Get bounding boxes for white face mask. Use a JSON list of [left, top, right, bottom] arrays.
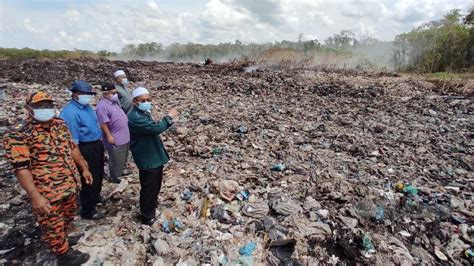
[[138, 102, 152, 112], [77, 95, 92, 105], [121, 78, 129, 85], [110, 93, 119, 102], [33, 108, 55, 122]]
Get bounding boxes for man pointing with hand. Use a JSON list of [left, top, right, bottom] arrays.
[[3, 91, 92, 265], [128, 87, 178, 225]]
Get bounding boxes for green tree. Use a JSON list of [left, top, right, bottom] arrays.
[[324, 30, 358, 50], [393, 9, 470, 72], [464, 7, 474, 67]]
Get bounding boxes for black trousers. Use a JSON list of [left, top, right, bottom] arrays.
[[139, 166, 164, 220], [78, 140, 104, 216]]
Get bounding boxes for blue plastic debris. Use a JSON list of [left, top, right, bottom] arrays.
[[162, 220, 171, 233], [212, 147, 224, 155], [239, 242, 257, 256], [173, 218, 185, 232], [271, 163, 285, 171], [403, 185, 418, 195], [375, 205, 385, 221], [236, 190, 250, 201], [161, 218, 185, 233], [235, 124, 248, 134], [219, 255, 229, 265], [362, 234, 375, 253], [181, 189, 193, 201], [465, 249, 474, 258]]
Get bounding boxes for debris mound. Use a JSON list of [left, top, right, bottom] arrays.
[[0, 59, 472, 265]]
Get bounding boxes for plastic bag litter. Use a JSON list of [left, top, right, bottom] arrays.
[[239, 242, 256, 256], [271, 199, 303, 216], [242, 202, 269, 218]]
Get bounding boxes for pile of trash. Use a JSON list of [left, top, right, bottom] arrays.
[[0, 59, 472, 265]]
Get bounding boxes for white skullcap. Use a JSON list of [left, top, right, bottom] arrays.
[[114, 70, 126, 78], [132, 87, 149, 98]]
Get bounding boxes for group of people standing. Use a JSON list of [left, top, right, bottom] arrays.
[[3, 70, 178, 265]]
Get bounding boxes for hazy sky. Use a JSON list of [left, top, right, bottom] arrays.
[[0, 0, 471, 51]]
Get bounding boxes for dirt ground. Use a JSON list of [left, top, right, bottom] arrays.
[[0, 59, 472, 265]]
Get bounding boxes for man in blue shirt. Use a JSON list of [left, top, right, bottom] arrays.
[[60, 80, 105, 220]]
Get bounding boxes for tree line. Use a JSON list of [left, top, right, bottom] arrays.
[[0, 48, 118, 60], [0, 8, 472, 73], [393, 9, 472, 72]]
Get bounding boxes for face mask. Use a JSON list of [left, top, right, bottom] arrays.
[[121, 78, 129, 85], [138, 102, 152, 112], [78, 95, 92, 105], [33, 108, 55, 122], [110, 93, 119, 102]]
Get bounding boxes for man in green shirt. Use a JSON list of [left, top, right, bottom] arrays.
[[127, 87, 179, 225]]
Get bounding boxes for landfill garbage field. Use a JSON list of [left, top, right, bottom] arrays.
[[0, 58, 473, 265]]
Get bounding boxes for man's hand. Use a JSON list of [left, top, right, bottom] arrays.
[[82, 170, 93, 185], [107, 135, 115, 145], [168, 108, 179, 118], [31, 194, 51, 215], [15, 169, 51, 215]]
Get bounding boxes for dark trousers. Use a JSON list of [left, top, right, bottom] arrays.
[[139, 166, 164, 220], [78, 140, 104, 216]]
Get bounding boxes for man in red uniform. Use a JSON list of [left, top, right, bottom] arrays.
[[3, 91, 93, 265]]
